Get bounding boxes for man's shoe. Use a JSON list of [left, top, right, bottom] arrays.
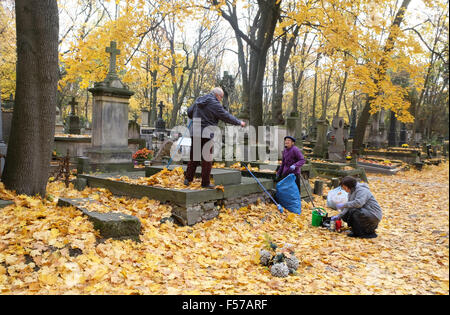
[[201, 184, 215, 189], [184, 179, 191, 186]]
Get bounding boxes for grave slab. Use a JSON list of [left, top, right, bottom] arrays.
[[0, 199, 14, 208], [57, 197, 141, 241]]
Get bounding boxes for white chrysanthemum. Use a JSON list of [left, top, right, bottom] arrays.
[[259, 249, 272, 266], [270, 262, 289, 278], [285, 255, 299, 271]]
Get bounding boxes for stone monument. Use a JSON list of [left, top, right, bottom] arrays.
[[68, 97, 81, 135], [155, 101, 166, 131], [388, 111, 397, 147], [141, 109, 149, 127], [286, 112, 303, 149], [313, 119, 328, 158], [86, 41, 134, 172], [328, 116, 346, 161], [399, 123, 407, 146], [349, 108, 357, 139], [218, 71, 234, 112]]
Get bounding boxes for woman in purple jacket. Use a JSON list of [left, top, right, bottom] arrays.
[[276, 136, 306, 194]]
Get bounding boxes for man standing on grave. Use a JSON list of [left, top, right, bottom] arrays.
[[184, 87, 245, 188], [276, 136, 306, 194]]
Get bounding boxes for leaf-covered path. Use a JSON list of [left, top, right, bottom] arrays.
[[1, 163, 448, 294]]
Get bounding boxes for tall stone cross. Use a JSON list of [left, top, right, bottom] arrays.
[[105, 41, 120, 78], [69, 97, 78, 116]]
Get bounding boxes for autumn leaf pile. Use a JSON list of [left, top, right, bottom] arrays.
[[107, 167, 214, 190], [0, 162, 448, 294]]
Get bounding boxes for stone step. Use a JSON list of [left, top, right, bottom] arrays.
[[57, 197, 141, 241]]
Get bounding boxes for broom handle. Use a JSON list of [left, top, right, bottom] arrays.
[[244, 163, 280, 207], [299, 173, 315, 208]]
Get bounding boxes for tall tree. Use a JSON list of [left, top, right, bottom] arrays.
[[212, 0, 282, 128], [353, 0, 412, 151], [2, 0, 59, 196]]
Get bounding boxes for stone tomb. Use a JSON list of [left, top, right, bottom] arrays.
[[357, 158, 403, 175], [309, 160, 368, 182], [145, 165, 242, 186], [78, 167, 274, 226]]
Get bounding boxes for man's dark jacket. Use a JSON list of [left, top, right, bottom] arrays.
[[187, 93, 241, 138]]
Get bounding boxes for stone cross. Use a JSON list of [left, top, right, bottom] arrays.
[[69, 97, 78, 116], [106, 41, 120, 78], [158, 101, 165, 119]]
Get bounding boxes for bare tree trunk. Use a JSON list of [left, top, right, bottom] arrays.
[[2, 0, 59, 196], [272, 25, 299, 124], [217, 0, 281, 127], [311, 52, 321, 125]]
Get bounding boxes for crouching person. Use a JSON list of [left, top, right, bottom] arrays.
[[331, 176, 382, 238]]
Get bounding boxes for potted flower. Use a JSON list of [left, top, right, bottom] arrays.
[[132, 148, 154, 165]]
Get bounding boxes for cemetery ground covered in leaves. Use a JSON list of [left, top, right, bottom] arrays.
[[0, 163, 448, 295]]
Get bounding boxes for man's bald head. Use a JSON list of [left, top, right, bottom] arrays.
[[211, 87, 224, 101]]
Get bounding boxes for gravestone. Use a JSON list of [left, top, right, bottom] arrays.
[[414, 132, 422, 147], [68, 97, 81, 135], [128, 120, 140, 139], [151, 139, 173, 164], [141, 109, 149, 126], [286, 112, 302, 149], [3, 94, 14, 110], [388, 111, 397, 147], [219, 71, 235, 112], [55, 106, 64, 134], [328, 116, 346, 162], [86, 41, 134, 172], [399, 123, 407, 146], [313, 120, 328, 158], [155, 101, 166, 131], [368, 111, 387, 148]]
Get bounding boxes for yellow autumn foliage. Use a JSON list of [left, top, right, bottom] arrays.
[[0, 162, 448, 294]]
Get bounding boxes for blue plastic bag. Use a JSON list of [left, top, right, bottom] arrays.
[[275, 174, 301, 214]]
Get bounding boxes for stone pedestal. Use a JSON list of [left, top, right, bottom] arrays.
[[87, 80, 134, 172], [68, 115, 81, 135]]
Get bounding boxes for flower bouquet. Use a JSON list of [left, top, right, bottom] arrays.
[[132, 148, 153, 165]]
